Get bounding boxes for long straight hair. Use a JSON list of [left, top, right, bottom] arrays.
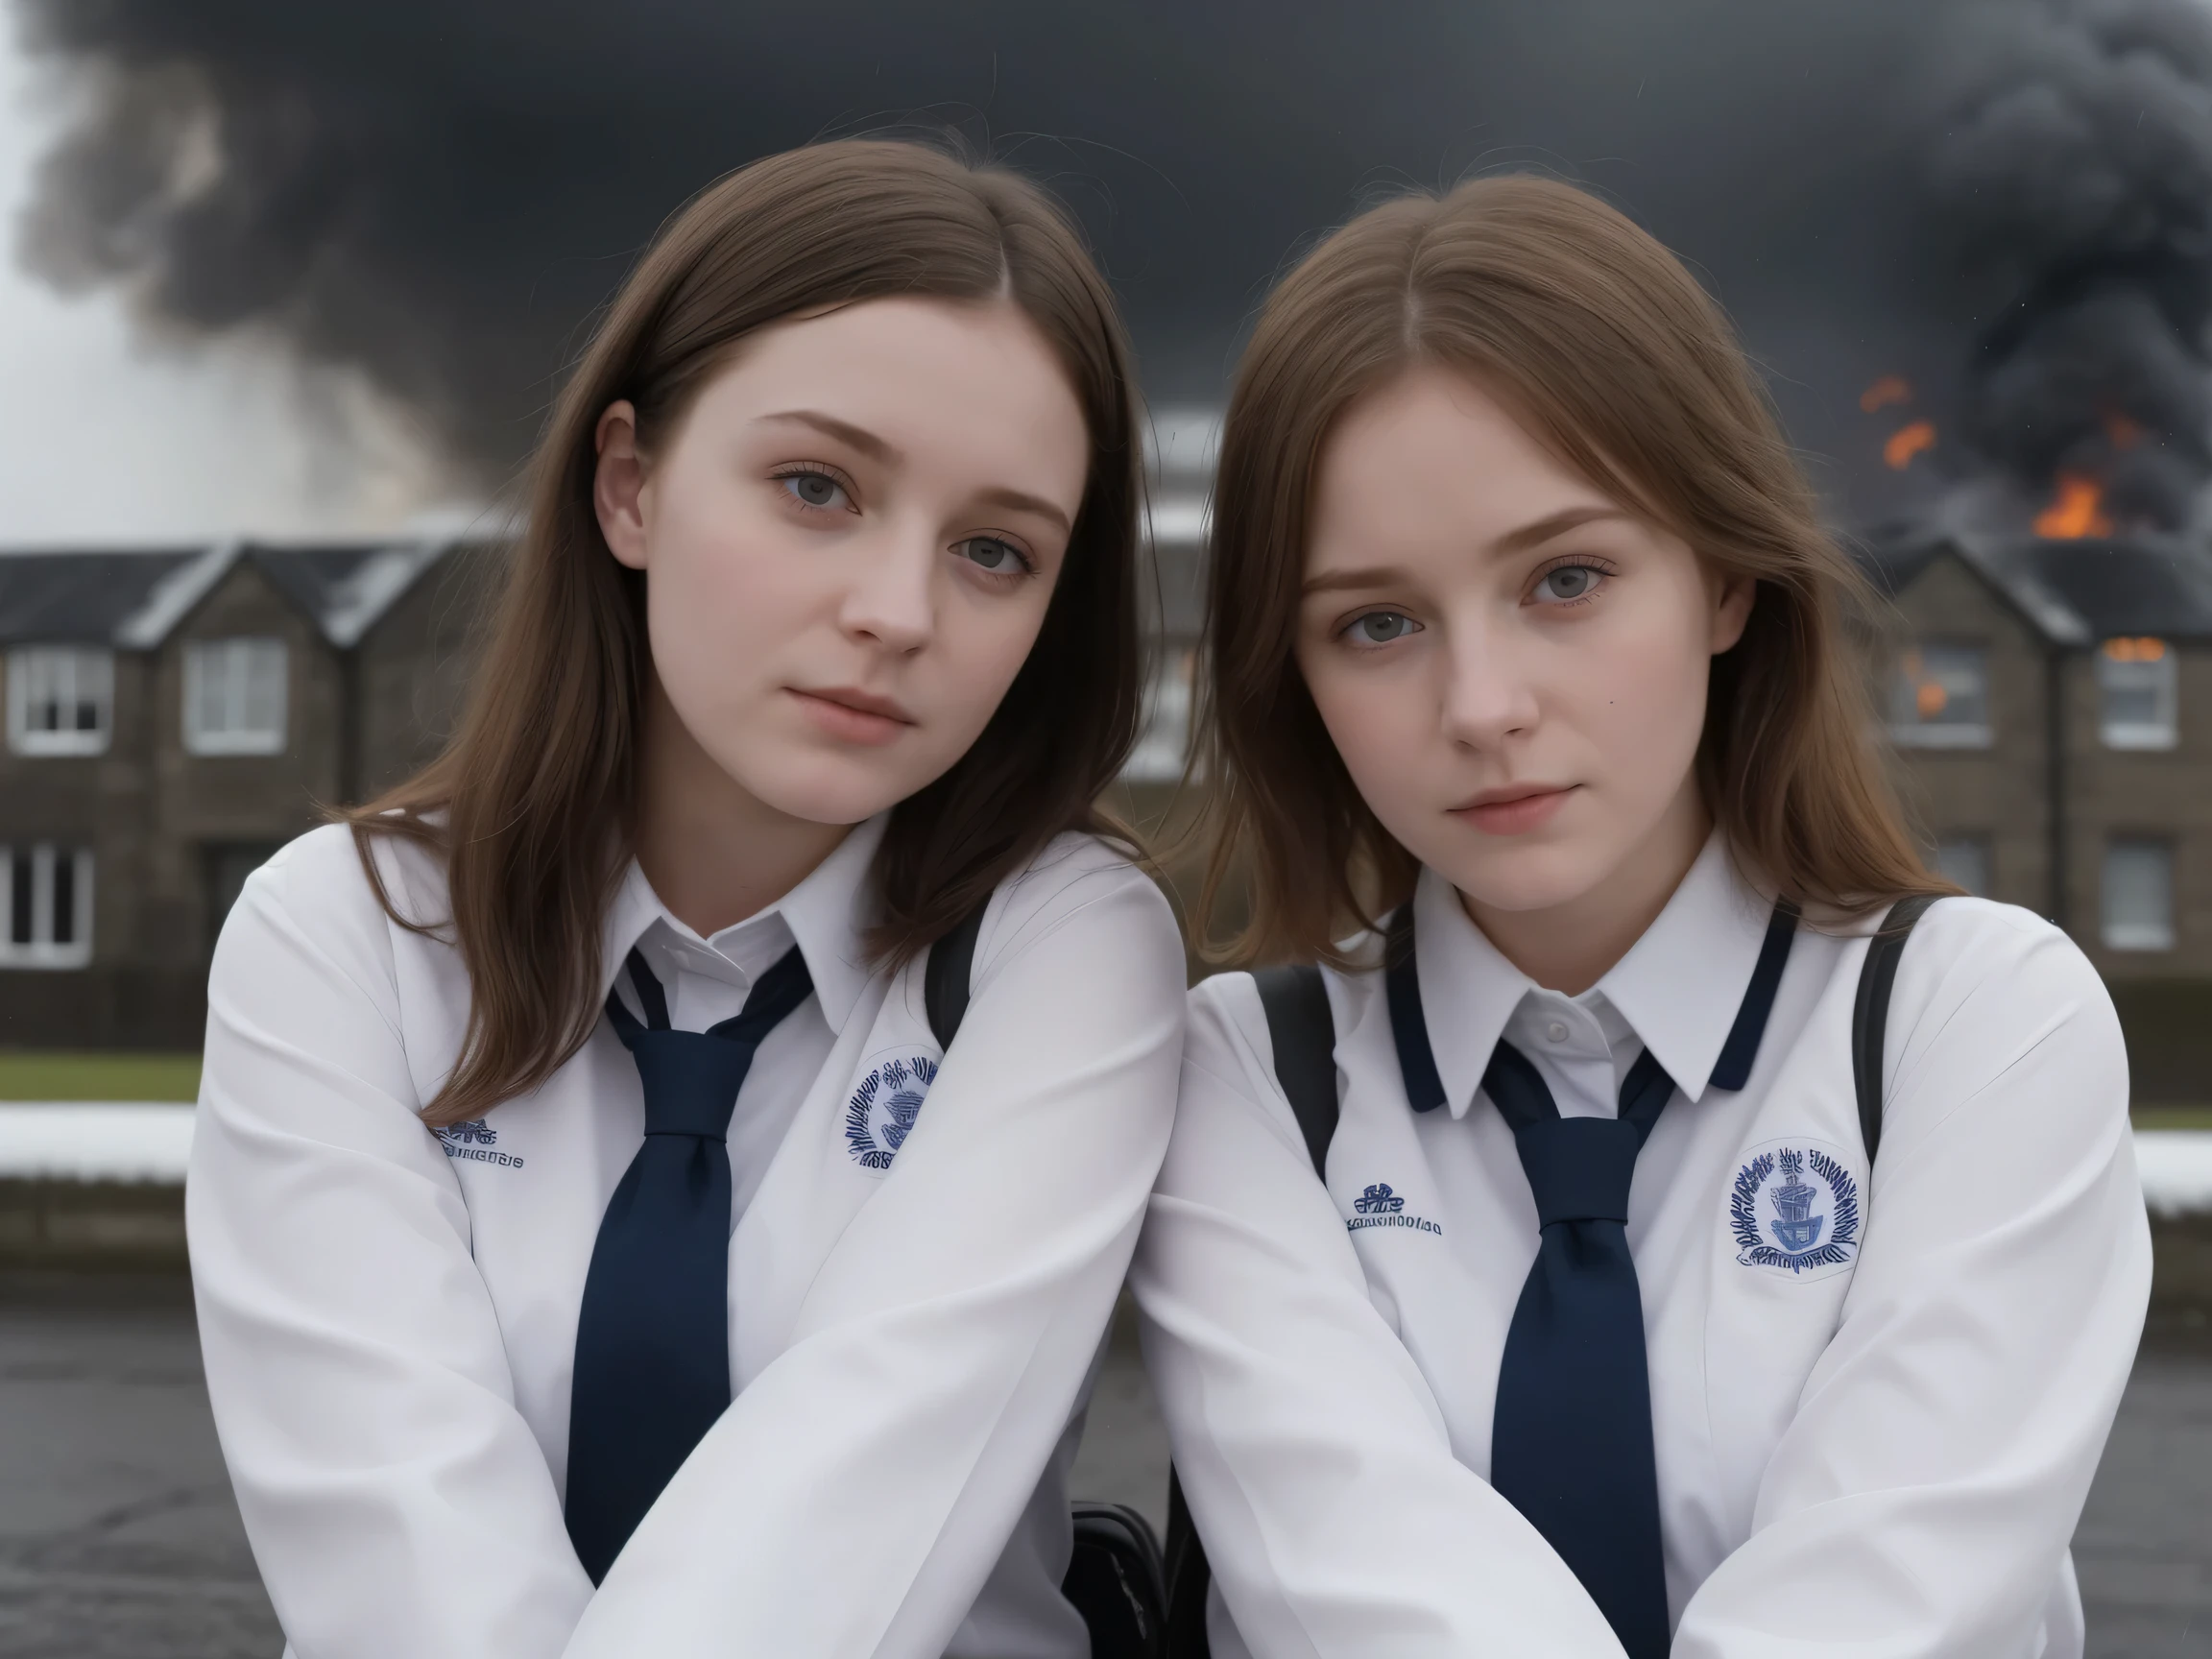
[[351, 140, 1143, 1124], [1200, 175, 1947, 964]]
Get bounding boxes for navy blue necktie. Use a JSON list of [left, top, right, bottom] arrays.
[[1385, 899, 1797, 1659], [564, 942, 815, 1585]]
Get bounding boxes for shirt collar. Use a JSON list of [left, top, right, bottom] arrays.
[[598, 813, 886, 1035], [1410, 830, 1772, 1117], [1592, 831, 1773, 1103]]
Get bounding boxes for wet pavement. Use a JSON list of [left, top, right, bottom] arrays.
[[0, 1278, 2203, 1658]]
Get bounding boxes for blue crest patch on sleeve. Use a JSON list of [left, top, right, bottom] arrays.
[[1728, 1136, 1861, 1279], [845, 1051, 941, 1172]]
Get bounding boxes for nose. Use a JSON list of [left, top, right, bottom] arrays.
[[838, 522, 936, 655], [1438, 610, 1541, 751]]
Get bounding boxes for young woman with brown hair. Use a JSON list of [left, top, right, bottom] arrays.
[[188, 140, 1185, 1658], [1135, 176, 2147, 1658]]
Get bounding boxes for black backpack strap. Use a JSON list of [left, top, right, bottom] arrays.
[[923, 899, 991, 1051], [1251, 964, 1338, 1178], [1163, 965, 1338, 1658], [1064, 1502, 1167, 1659], [1851, 894, 1938, 1167]]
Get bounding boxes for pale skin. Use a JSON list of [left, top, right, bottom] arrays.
[[593, 296, 1091, 937], [1298, 364, 1755, 995]]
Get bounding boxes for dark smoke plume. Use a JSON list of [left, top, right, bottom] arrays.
[[12, 0, 2212, 534], [1927, 0, 2212, 531]]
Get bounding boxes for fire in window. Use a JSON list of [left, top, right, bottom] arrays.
[[2097, 637, 2177, 751], [1890, 643, 1991, 749]]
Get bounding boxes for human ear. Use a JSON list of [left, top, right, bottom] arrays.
[[593, 400, 651, 571], [1709, 568, 1757, 655]]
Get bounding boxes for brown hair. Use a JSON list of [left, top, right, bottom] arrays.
[[351, 139, 1142, 1124], [1200, 174, 1946, 964]]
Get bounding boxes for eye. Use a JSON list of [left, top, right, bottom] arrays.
[[1533, 563, 1606, 604], [777, 469, 853, 512], [1345, 611, 1420, 644], [954, 536, 1033, 576]]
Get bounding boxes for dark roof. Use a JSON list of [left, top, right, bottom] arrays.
[[0, 549, 205, 646], [1859, 524, 2212, 646], [0, 539, 460, 649]]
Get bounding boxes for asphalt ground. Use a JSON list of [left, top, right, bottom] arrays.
[[0, 1278, 2202, 1659]]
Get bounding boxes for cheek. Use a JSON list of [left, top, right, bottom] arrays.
[[1573, 608, 1712, 789], [1300, 643, 1434, 810], [645, 501, 814, 699], [918, 583, 1055, 740]]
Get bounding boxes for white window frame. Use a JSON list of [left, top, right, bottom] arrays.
[[0, 844, 94, 970], [1890, 642, 1993, 749], [7, 645, 114, 757], [2097, 638, 2178, 751], [1123, 645, 1195, 783], [2101, 838, 2176, 953], [182, 637, 289, 757]]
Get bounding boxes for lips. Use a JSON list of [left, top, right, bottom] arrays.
[[788, 685, 916, 746], [1450, 783, 1577, 836]]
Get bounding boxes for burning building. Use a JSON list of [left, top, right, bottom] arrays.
[[1857, 1, 2212, 1094]]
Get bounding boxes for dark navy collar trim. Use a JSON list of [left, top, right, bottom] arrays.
[[1386, 894, 1798, 1116], [1707, 899, 1799, 1092], [1385, 905, 1449, 1114]]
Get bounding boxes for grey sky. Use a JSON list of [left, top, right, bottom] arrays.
[[0, 35, 465, 544]]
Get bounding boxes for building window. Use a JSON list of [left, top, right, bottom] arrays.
[[0, 845, 93, 969], [183, 637, 288, 756], [7, 645, 113, 756], [2101, 838, 2176, 952], [1124, 646, 1195, 782], [1934, 836, 1991, 898], [1890, 643, 1991, 748], [2097, 637, 2177, 750], [205, 841, 284, 949]]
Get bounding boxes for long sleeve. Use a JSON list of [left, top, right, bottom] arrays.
[[1132, 974, 1627, 1659], [1672, 906, 2150, 1658], [561, 848, 1186, 1659], [187, 835, 593, 1659]]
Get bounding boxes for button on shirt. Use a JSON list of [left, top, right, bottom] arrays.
[[190, 817, 1186, 1659], [1135, 835, 2150, 1659]]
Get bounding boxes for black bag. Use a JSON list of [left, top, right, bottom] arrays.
[[1161, 896, 1937, 1656], [926, 908, 1168, 1659]]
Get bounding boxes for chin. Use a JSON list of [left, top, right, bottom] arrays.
[[1431, 834, 1612, 917], [728, 745, 939, 830]]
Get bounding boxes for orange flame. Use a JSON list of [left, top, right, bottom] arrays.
[[2034, 473, 2113, 540], [1860, 375, 1913, 414], [1884, 421, 1937, 469], [2103, 636, 2167, 663]]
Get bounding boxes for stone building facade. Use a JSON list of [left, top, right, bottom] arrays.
[[1871, 530, 2212, 1098], [0, 540, 498, 1047]]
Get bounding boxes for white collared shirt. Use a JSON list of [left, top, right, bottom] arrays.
[[188, 814, 1186, 1659], [1135, 835, 2150, 1659]]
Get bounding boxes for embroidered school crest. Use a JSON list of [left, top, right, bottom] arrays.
[[1345, 1181, 1442, 1237], [433, 1118, 524, 1168], [845, 1052, 940, 1172], [1729, 1137, 1860, 1279]]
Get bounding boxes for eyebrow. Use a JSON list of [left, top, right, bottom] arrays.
[[757, 409, 902, 465], [1491, 504, 1634, 556], [1301, 505, 1634, 596], [757, 410, 1073, 534], [974, 486, 1072, 536]]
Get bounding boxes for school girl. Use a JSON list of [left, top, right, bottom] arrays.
[[1135, 176, 2150, 1659], [187, 140, 1185, 1659]]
